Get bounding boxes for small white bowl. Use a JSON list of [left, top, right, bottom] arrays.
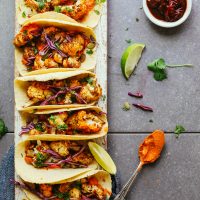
[[143, 0, 192, 28]]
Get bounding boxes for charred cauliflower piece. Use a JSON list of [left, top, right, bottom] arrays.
[[79, 79, 102, 103], [34, 55, 45, 70], [82, 183, 105, 200], [49, 141, 70, 157], [72, 151, 93, 165], [39, 184, 53, 198], [59, 183, 71, 193], [60, 34, 85, 57], [69, 188, 81, 199], [67, 110, 103, 133], [27, 85, 52, 103], [25, 0, 51, 12], [14, 24, 41, 47], [48, 112, 68, 127]]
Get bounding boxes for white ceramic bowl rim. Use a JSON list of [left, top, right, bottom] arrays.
[[143, 0, 192, 28]]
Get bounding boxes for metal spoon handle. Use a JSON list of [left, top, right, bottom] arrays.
[[114, 162, 143, 200]]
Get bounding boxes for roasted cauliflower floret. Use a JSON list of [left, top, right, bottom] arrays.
[[60, 34, 85, 57], [69, 80, 81, 88], [25, 0, 51, 12], [67, 111, 103, 133], [82, 183, 104, 199], [34, 55, 45, 70], [49, 141, 69, 157], [69, 4, 88, 20], [41, 27, 60, 42], [29, 129, 41, 135], [27, 85, 52, 103], [59, 183, 71, 193], [72, 151, 93, 165], [44, 57, 59, 68], [14, 24, 41, 47], [23, 47, 35, 61], [64, 93, 72, 104], [69, 188, 81, 199], [79, 81, 102, 103], [68, 57, 81, 68], [48, 113, 68, 127], [39, 184, 53, 198], [53, 52, 63, 64]]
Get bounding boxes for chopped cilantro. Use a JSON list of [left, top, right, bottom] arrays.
[[125, 39, 132, 44], [86, 49, 93, 55], [33, 47, 38, 55], [122, 102, 131, 111], [22, 11, 26, 18], [125, 28, 129, 31], [34, 152, 47, 168], [54, 6, 61, 13], [94, 9, 100, 15], [85, 77, 93, 85], [57, 124, 68, 130], [49, 115, 56, 123], [55, 191, 70, 199], [65, 7, 73, 12], [35, 122, 45, 132], [101, 95, 106, 101], [0, 119, 7, 139], [136, 18, 139, 22], [174, 125, 185, 138]]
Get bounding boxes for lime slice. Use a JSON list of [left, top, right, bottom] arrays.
[[88, 142, 117, 175], [121, 43, 145, 80]]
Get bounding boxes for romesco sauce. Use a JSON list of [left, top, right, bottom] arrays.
[[147, 0, 187, 22]]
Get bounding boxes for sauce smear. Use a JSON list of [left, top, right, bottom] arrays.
[[147, 0, 187, 22], [139, 130, 165, 164]]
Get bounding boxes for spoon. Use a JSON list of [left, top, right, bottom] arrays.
[[114, 130, 165, 200], [114, 162, 143, 200]]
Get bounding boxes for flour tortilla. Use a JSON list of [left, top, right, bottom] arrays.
[[20, 106, 108, 141], [15, 12, 96, 76], [14, 71, 100, 111], [15, 140, 99, 183], [16, 0, 103, 27], [22, 170, 112, 200]]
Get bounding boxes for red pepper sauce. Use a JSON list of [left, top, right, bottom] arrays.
[[147, 0, 187, 22]]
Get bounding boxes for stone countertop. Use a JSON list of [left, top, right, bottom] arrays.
[[0, 0, 200, 199]]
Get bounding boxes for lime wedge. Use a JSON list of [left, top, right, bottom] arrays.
[[88, 142, 117, 175], [121, 43, 145, 80]]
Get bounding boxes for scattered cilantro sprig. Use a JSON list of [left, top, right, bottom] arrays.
[[148, 58, 193, 81], [174, 125, 185, 138], [0, 119, 8, 139]]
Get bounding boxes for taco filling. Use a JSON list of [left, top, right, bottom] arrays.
[[24, 0, 95, 22], [13, 175, 111, 200], [25, 76, 102, 106], [24, 140, 94, 169], [14, 24, 96, 72], [21, 110, 105, 136]]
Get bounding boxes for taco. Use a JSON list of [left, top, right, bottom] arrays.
[[14, 170, 112, 200], [19, 106, 108, 140], [16, 0, 105, 27], [15, 139, 99, 183], [14, 71, 102, 111], [14, 13, 96, 76]]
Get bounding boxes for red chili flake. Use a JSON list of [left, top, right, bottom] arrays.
[[132, 103, 153, 112], [128, 91, 143, 98]]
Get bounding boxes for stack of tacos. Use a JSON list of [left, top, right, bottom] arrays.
[[14, 4, 114, 200]]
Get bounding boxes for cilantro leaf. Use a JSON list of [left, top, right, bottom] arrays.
[[86, 49, 93, 55], [125, 39, 132, 44], [34, 152, 47, 168], [94, 9, 100, 15], [153, 69, 167, 81], [22, 11, 26, 18], [0, 119, 8, 139], [174, 125, 185, 138], [54, 6, 61, 13], [57, 124, 68, 130]]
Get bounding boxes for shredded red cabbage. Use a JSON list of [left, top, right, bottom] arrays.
[[45, 34, 67, 58], [132, 103, 153, 112], [19, 122, 35, 136], [81, 195, 93, 200], [42, 149, 62, 159]]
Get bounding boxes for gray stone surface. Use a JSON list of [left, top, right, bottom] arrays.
[[108, 0, 200, 132], [0, 0, 200, 132], [1, 133, 200, 200]]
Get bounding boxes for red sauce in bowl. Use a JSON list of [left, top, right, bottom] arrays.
[[147, 0, 187, 22]]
